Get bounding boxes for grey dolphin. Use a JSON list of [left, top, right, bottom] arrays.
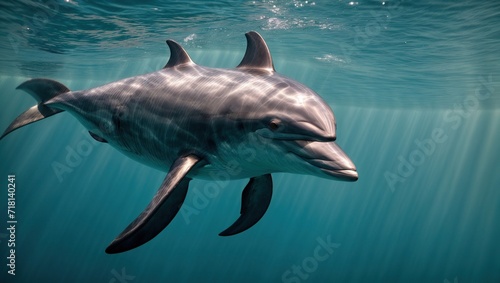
[[1, 31, 358, 253]]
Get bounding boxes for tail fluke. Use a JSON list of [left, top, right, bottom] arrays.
[[0, 79, 69, 140]]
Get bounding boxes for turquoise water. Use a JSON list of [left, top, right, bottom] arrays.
[[0, 0, 499, 282]]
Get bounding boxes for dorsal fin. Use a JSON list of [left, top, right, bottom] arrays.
[[163, 40, 194, 68], [236, 31, 275, 72]]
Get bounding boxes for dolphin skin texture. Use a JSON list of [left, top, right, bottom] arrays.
[[1, 31, 358, 254]]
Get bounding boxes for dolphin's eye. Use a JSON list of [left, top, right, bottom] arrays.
[[268, 119, 281, 131]]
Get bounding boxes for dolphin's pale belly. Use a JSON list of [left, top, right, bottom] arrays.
[[113, 128, 273, 181]]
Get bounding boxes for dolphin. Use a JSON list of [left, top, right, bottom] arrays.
[[1, 31, 358, 253]]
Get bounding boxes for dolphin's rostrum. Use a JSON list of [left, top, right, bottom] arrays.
[[1, 31, 358, 253]]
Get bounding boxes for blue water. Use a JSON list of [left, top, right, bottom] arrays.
[[0, 0, 499, 282]]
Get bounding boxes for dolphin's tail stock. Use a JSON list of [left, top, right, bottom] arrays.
[[0, 78, 69, 140]]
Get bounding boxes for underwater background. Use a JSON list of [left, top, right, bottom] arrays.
[[0, 0, 499, 282]]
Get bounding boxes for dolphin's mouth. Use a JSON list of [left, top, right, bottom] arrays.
[[303, 156, 358, 182], [319, 168, 358, 181], [256, 120, 336, 142], [283, 140, 358, 182]]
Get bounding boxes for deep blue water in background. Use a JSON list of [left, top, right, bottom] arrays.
[[0, 0, 499, 282]]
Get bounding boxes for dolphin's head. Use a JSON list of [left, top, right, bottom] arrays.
[[253, 81, 337, 143], [237, 78, 357, 181]]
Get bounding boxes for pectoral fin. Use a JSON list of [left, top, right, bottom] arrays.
[[89, 131, 107, 143], [105, 154, 202, 254], [219, 174, 273, 236]]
